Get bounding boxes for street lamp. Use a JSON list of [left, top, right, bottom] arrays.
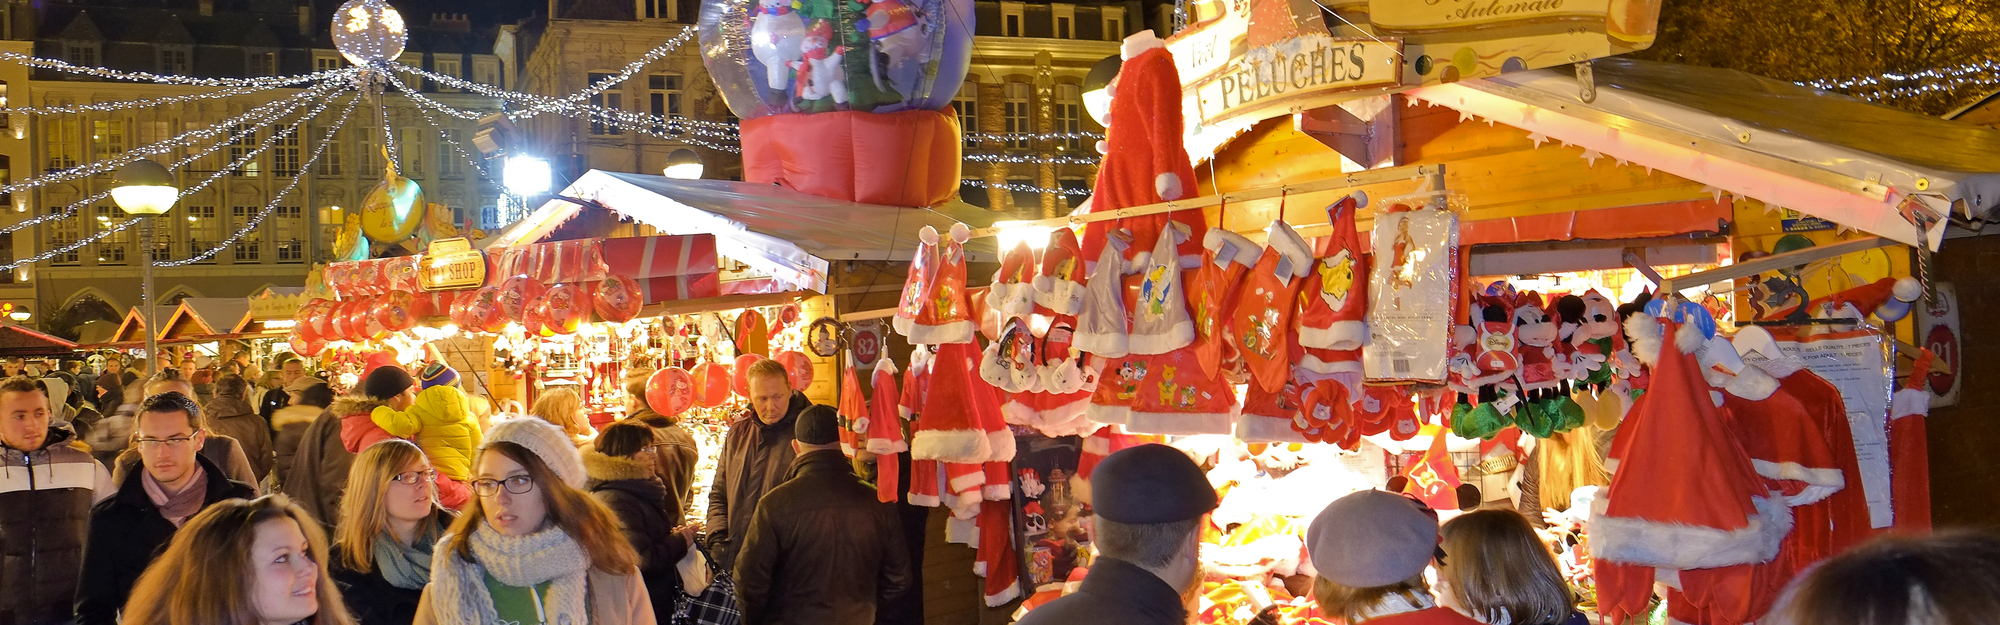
[[1082, 54, 1121, 127], [113, 159, 178, 365], [663, 149, 703, 180]]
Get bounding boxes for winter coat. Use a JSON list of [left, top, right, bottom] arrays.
[[110, 434, 259, 490], [410, 567, 656, 625], [584, 448, 689, 625], [627, 407, 699, 522], [270, 404, 321, 492], [369, 386, 481, 482], [1015, 556, 1188, 625], [206, 394, 276, 481], [329, 542, 426, 625], [283, 408, 355, 530], [706, 391, 811, 570], [336, 396, 396, 454], [0, 426, 114, 625], [733, 449, 911, 625], [75, 454, 256, 625]]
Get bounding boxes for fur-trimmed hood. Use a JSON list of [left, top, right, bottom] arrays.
[[581, 446, 657, 483], [330, 396, 386, 418], [271, 405, 323, 430]]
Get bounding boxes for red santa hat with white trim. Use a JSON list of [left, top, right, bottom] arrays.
[[894, 223, 975, 345], [1033, 228, 1088, 316], [1589, 316, 1792, 572], [1296, 192, 1371, 360], [911, 342, 993, 463], [985, 240, 1037, 320]]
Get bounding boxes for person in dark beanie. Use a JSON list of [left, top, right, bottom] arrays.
[[1016, 444, 1217, 625], [733, 405, 910, 625], [337, 364, 418, 455]]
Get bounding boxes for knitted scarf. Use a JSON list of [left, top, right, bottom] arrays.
[[141, 464, 208, 527], [429, 524, 591, 625], [373, 523, 445, 590]]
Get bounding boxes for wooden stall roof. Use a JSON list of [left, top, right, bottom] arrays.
[[0, 323, 78, 357], [111, 306, 176, 344], [161, 298, 251, 340]]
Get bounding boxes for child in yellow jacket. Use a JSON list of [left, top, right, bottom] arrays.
[[371, 362, 482, 509]]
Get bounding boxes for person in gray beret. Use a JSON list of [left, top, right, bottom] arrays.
[[1306, 490, 1481, 625], [1016, 444, 1217, 625]]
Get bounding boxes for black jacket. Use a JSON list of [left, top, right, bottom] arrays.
[[732, 449, 911, 625], [75, 454, 256, 625], [1013, 557, 1188, 625], [584, 448, 689, 625], [627, 407, 700, 522], [706, 392, 811, 570], [328, 543, 423, 625], [0, 426, 103, 625]]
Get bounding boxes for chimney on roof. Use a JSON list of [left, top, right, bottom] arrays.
[[199, 0, 213, 16], [432, 12, 470, 32], [298, 4, 312, 36]]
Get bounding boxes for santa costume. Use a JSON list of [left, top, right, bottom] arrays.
[[1075, 30, 1206, 269], [868, 357, 906, 503]]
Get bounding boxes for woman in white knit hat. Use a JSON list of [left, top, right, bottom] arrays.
[[413, 417, 656, 625]]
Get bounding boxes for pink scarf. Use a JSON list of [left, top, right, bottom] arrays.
[[141, 464, 209, 527]]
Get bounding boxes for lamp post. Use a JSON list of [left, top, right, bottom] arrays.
[[663, 149, 704, 180], [112, 159, 178, 366]]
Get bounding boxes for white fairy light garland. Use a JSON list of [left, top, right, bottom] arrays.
[[548, 26, 698, 108], [160, 92, 361, 266], [960, 178, 1092, 196], [0, 51, 352, 88], [966, 130, 1105, 143], [1802, 60, 2000, 91], [964, 152, 1101, 165], [407, 95, 497, 182]]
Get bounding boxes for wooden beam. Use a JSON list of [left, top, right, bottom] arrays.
[[1659, 237, 1899, 293], [965, 164, 1446, 239]]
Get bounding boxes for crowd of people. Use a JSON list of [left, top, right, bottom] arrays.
[[0, 350, 1996, 625]]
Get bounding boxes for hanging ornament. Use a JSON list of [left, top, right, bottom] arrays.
[[733, 353, 765, 397], [544, 284, 587, 334], [465, 286, 506, 333], [647, 367, 696, 416], [329, 301, 358, 342], [774, 350, 815, 390], [360, 146, 426, 244], [692, 361, 732, 407], [331, 0, 409, 66], [806, 317, 846, 357], [498, 275, 546, 322], [375, 291, 417, 332], [592, 274, 644, 323], [290, 334, 324, 358]]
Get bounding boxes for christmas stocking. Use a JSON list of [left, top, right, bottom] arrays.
[[1296, 193, 1371, 369], [1191, 228, 1260, 379], [1229, 220, 1314, 394], [1890, 351, 1935, 531]]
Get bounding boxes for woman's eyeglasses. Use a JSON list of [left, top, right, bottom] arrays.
[[471, 475, 536, 497], [388, 470, 438, 486]]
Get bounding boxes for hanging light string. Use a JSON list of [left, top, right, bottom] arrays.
[[394, 64, 741, 133], [160, 92, 360, 266], [964, 152, 1099, 165], [3, 91, 349, 271], [0, 85, 326, 236], [0, 76, 340, 116], [966, 130, 1104, 143], [1802, 60, 2000, 92], [548, 26, 698, 108], [407, 95, 497, 182], [0, 84, 334, 199], [0, 51, 353, 88], [377, 94, 403, 172], [960, 178, 1091, 196]]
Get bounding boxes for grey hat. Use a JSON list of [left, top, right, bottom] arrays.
[[1306, 490, 1439, 588], [481, 417, 586, 489]]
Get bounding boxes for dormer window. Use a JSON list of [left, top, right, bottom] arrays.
[[66, 43, 98, 67], [248, 51, 276, 76], [160, 48, 190, 74]]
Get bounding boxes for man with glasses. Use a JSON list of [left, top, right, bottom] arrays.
[[74, 392, 255, 625], [0, 374, 114, 625]]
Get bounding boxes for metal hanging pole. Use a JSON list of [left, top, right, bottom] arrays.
[[142, 215, 157, 367]]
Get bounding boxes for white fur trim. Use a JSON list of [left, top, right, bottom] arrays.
[[950, 222, 970, 243], [948, 468, 987, 494], [1203, 228, 1261, 268], [1625, 314, 1663, 367], [1156, 172, 1183, 201], [1082, 433, 1112, 456], [1297, 351, 1365, 376], [985, 581, 1022, 607], [1126, 320, 1194, 356], [1756, 354, 1808, 379], [911, 429, 991, 463], [1588, 491, 1793, 570], [902, 320, 975, 345], [1234, 413, 1312, 443], [1265, 222, 1314, 279], [984, 482, 1012, 500], [987, 429, 1017, 462], [1676, 320, 1707, 357], [985, 281, 1037, 318], [865, 438, 909, 455], [1032, 279, 1086, 316], [908, 492, 941, 507], [1891, 388, 1930, 420], [1120, 29, 1165, 59], [919, 226, 939, 245], [1085, 401, 1133, 425], [1724, 366, 1780, 401], [1299, 320, 1369, 351], [1750, 459, 1845, 489], [1072, 330, 1129, 359], [1123, 408, 1237, 435]]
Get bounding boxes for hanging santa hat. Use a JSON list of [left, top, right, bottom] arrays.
[[1073, 229, 1136, 358], [1590, 317, 1792, 572], [1191, 227, 1261, 379], [895, 223, 976, 345], [1033, 228, 1088, 315], [1719, 361, 1844, 507], [912, 342, 993, 462], [1127, 222, 1195, 355], [985, 240, 1038, 320], [1235, 374, 1308, 443], [1296, 193, 1371, 357], [1123, 346, 1237, 435]]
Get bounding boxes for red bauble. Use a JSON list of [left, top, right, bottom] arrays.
[[543, 284, 587, 334], [466, 287, 507, 333], [329, 301, 357, 342], [498, 275, 546, 322], [774, 350, 814, 390], [377, 291, 418, 332], [732, 353, 765, 397], [593, 275, 645, 323], [647, 367, 696, 416], [692, 362, 732, 407]]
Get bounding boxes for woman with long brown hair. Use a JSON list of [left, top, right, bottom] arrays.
[[414, 418, 653, 625], [1433, 510, 1585, 625], [120, 494, 356, 625], [330, 440, 454, 625]]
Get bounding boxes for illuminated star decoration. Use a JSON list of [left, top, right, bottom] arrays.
[[1580, 149, 1603, 166], [1527, 132, 1550, 147]]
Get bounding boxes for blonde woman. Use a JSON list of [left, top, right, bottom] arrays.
[[414, 418, 652, 625], [529, 387, 594, 446], [331, 440, 455, 625], [1434, 510, 1585, 625], [119, 494, 356, 625]]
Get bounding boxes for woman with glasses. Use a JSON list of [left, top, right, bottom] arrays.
[[330, 440, 455, 625], [415, 418, 653, 625], [585, 422, 699, 624], [118, 494, 356, 625]]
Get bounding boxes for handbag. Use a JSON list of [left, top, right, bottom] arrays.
[[671, 545, 740, 625]]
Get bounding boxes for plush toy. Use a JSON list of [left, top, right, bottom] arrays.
[[1569, 290, 1619, 386], [749, 0, 807, 91], [1467, 294, 1520, 394], [1513, 291, 1559, 399], [791, 20, 848, 104]]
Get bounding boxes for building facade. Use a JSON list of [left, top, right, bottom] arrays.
[[0, 0, 507, 337]]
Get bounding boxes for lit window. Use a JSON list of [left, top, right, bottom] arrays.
[[1003, 82, 1031, 150], [229, 124, 259, 177], [273, 130, 300, 177], [954, 88, 978, 147], [1053, 84, 1080, 152], [436, 57, 462, 92], [91, 120, 124, 162], [439, 129, 465, 178], [588, 72, 623, 135]]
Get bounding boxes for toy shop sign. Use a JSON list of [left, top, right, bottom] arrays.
[[1189, 35, 1402, 126]]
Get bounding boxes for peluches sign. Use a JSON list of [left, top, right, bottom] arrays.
[[1192, 34, 1401, 125]]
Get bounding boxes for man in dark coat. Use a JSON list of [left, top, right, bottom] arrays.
[[282, 404, 354, 530], [733, 406, 910, 625], [75, 393, 256, 625], [1014, 444, 1218, 625], [0, 376, 115, 625], [706, 359, 812, 569]]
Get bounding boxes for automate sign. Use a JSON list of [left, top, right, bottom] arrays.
[[419, 238, 487, 291]]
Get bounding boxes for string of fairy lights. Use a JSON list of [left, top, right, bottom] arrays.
[[1799, 59, 2000, 101], [163, 93, 362, 266]]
